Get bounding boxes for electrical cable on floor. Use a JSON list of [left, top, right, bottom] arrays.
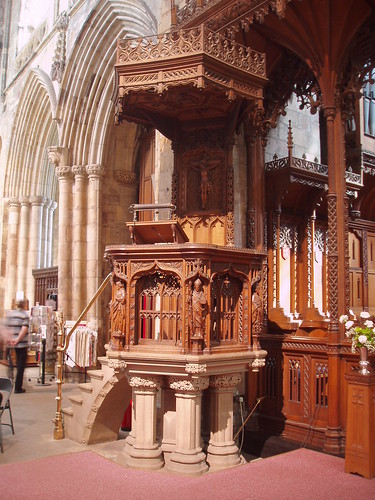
[[234, 396, 267, 442]]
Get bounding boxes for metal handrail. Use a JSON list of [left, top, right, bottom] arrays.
[[53, 272, 112, 439]]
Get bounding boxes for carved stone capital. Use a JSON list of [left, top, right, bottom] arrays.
[[113, 170, 137, 184], [7, 197, 20, 208], [209, 373, 242, 389], [169, 376, 209, 392], [107, 359, 127, 373], [55, 165, 73, 180], [185, 363, 207, 374], [128, 375, 162, 390], [19, 196, 30, 207], [47, 146, 69, 167], [72, 165, 87, 178], [30, 195, 47, 207], [86, 164, 105, 178], [251, 358, 266, 372]]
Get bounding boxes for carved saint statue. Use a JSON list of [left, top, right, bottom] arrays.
[[190, 278, 207, 337], [110, 280, 126, 336]]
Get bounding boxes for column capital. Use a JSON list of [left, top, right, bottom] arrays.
[[72, 165, 87, 178], [55, 165, 73, 180], [47, 146, 70, 167], [7, 197, 20, 208], [19, 196, 31, 207], [323, 106, 337, 121], [169, 376, 209, 392], [209, 373, 242, 389], [113, 170, 137, 184], [30, 195, 47, 207], [86, 164, 105, 178], [128, 375, 163, 390]]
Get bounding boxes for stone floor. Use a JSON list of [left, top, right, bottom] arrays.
[[0, 364, 130, 465]]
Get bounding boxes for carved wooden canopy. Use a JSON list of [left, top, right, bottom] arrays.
[[115, 25, 267, 139]]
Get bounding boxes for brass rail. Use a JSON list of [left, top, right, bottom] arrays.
[[53, 272, 112, 439]]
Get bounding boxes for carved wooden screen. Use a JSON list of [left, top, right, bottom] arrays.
[[210, 275, 242, 344], [265, 356, 277, 399], [315, 362, 328, 408], [137, 272, 181, 343], [288, 358, 301, 403]]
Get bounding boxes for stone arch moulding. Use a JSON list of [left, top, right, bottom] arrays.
[[56, 0, 157, 167]]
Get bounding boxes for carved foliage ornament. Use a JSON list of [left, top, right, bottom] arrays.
[[169, 376, 209, 392], [209, 373, 242, 388], [128, 376, 162, 389], [185, 363, 207, 374]]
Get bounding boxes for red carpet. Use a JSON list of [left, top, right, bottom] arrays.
[[0, 448, 373, 499]]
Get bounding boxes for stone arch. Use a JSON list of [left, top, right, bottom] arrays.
[[2, 69, 58, 307], [57, 0, 157, 167], [4, 70, 58, 199]]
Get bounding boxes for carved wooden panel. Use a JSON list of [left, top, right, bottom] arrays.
[[180, 215, 226, 245], [137, 272, 182, 344]]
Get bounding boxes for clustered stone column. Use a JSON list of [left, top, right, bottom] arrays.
[[6, 198, 21, 306], [86, 164, 104, 321], [167, 376, 209, 476], [55, 165, 73, 316], [206, 373, 243, 469], [6, 193, 56, 308], [17, 197, 30, 296], [126, 375, 164, 470], [27, 195, 46, 299], [72, 165, 87, 318], [120, 365, 246, 475]]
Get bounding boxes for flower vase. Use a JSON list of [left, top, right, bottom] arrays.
[[358, 346, 371, 375]]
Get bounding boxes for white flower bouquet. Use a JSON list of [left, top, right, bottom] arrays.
[[339, 310, 375, 353]]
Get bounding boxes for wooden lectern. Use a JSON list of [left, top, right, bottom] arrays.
[[345, 371, 375, 479]]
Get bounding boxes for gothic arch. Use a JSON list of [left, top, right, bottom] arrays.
[[4, 69, 58, 199], [57, 0, 157, 166]]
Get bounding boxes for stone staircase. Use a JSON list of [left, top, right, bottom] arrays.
[[62, 356, 131, 445]]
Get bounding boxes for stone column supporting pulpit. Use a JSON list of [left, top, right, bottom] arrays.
[[167, 376, 209, 476], [126, 375, 164, 470], [345, 371, 375, 479], [206, 373, 243, 469]]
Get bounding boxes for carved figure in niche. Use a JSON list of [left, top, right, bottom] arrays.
[[251, 280, 262, 333], [189, 278, 207, 337], [110, 280, 127, 336], [191, 157, 221, 210]]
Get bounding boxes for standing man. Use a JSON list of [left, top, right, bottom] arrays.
[[6, 299, 29, 393]]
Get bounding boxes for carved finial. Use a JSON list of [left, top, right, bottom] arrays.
[[287, 120, 293, 159]]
